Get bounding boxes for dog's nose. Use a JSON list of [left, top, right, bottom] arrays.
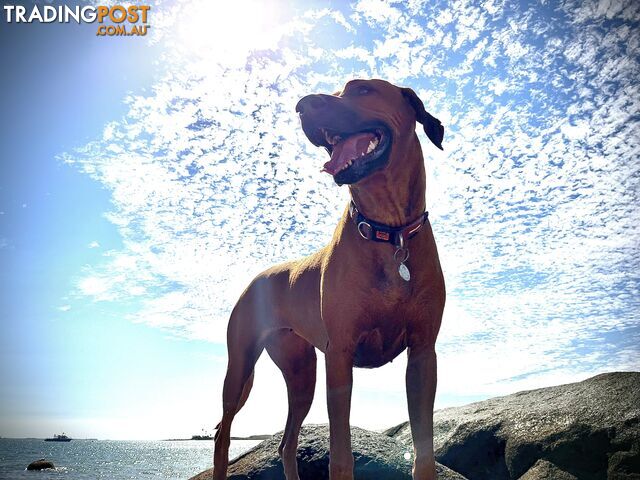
[[295, 94, 328, 115]]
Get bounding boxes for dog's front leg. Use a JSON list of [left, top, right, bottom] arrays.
[[326, 348, 355, 480], [406, 345, 437, 480]]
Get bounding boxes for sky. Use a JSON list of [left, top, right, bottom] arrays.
[[1, 0, 638, 441]]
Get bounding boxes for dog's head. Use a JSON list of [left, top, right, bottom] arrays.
[[296, 79, 443, 186]]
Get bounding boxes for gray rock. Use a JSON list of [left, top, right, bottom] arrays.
[[26, 459, 55, 471], [190, 424, 467, 479], [518, 459, 578, 480], [387, 372, 640, 480]]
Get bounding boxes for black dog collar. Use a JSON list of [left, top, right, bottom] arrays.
[[348, 201, 428, 248]]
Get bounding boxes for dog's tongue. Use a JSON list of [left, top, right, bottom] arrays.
[[323, 132, 377, 176]]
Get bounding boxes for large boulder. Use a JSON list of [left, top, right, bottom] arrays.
[[190, 424, 467, 479], [387, 372, 640, 479]]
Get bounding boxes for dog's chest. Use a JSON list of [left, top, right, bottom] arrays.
[[352, 319, 407, 368], [349, 252, 425, 367]]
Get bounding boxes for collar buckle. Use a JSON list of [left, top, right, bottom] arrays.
[[357, 221, 373, 240]]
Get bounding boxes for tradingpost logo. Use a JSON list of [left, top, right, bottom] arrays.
[[2, 3, 151, 37]]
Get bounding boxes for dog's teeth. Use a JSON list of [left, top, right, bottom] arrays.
[[366, 140, 377, 154]]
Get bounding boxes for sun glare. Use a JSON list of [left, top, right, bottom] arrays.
[[175, 0, 283, 63]]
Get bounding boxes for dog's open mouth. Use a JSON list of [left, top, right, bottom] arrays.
[[319, 126, 391, 185]]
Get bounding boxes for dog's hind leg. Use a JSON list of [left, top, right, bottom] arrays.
[[214, 369, 254, 432], [266, 329, 317, 480], [213, 309, 268, 480]]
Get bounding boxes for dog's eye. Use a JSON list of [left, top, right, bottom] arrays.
[[357, 86, 371, 95]]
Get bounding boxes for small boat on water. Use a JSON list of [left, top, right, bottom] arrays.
[[45, 434, 72, 442]]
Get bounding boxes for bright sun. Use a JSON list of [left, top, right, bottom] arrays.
[[174, 0, 283, 63]]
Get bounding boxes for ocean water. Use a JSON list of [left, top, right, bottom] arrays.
[[0, 438, 261, 479]]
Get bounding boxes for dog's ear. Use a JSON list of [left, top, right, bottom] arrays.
[[401, 88, 444, 150]]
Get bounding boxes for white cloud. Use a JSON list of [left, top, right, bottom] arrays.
[[77, 276, 113, 299], [352, 0, 404, 26]]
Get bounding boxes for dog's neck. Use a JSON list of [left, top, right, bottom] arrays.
[[348, 136, 427, 227]]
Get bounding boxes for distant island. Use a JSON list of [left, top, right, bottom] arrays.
[[163, 434, 271, 441], [230, 434, 271, 440], [45, 433, 72, 442]]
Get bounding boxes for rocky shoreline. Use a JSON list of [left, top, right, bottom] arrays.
[[191, 372, 639, 479]]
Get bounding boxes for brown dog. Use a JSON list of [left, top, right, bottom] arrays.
[[213, 79, 445, 480]]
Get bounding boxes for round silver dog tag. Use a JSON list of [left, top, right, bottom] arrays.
[[398, 262, 410, 281]]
